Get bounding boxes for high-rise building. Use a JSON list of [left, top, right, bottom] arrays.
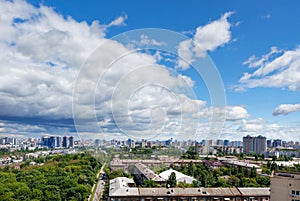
[[41, 136, 58, 148], [41, 136, 49, 147], [55, 136, 61, 147], [62, 136, 69, 148], [69, 136, 74, 148], [243, 135, 255, 153], [267, 140, 272, 148], [243, 135, 267, 154], [48, 136, 56, 148], [216, 139, 224, 146], [95, 139, 100, 147], [224, 139, 230, 146], [231, 141, 243, 147], [273, 139, 282, 147], [255, 135, 267, 154]]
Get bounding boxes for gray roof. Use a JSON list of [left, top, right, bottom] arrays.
[[238, 188, 270, 196], [134, 163, 165, 182], [109, 177, 138, 196], [109, 177, 270, 197]]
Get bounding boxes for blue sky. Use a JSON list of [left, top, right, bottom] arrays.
[[0, 0, 300, 141]]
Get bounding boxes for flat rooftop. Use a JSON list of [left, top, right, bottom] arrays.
[[109, 177, 270, 197]]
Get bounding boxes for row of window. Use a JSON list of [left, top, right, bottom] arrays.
[[110, 197, 269, 201]]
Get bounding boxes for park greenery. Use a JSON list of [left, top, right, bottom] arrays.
[[172, 161, 270, 188], [0, 152, 101, 201]]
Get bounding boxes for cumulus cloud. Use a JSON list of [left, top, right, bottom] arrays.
[[273, 103, 300, 116], [2, 1, 285, 141], [192, 105, 250, 123], [0, 0, 217, 140], [177, 12, 234, 70], [225, 106, 250, 121], [237, 45, 300, 91]]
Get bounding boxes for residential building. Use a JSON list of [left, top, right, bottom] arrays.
[[243, 135, 267, 155], [255, 135, 267, 155], [132, 163, 165, 185], [271, 173, 300, 201], [243, 135, 255, 153], [109, 177, 270, 201]]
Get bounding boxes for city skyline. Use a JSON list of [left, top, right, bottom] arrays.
[[0, 1, 300, 142]]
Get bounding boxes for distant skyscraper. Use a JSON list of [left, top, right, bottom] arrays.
[[95, 139, 100, 147], [254, 135, 267, 154], [243, 135, 255, 153], [49, 136, 56, 148], [272, 139, 282, 147], [62, 136, 69, 148], [243, 135, 267, 154], [224, 140, 230, 146], [56, 136, 62, 147], [41, 136, 49, 147], [231, 141, 243, 147], [216, 139, 224, 146], [267, 140, 272, 148], [69, 136, 74, 148]]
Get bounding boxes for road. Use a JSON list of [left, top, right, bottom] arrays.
[[91, 162, 107, 201], [88, 163, 107, 201]]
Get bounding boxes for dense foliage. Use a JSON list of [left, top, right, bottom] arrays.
[[172, 161, 270, 188], [0, 152, 101, 201]]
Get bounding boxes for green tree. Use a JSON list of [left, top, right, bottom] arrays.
[[144, 179, 158, 187], [257, 176, 270, 187], [250, 167, 257, 178], [187, 161, 194, 177], [215, 178, 228, 187], [42, 185, 61, 201], [227, 175, 240, 187], [167, 172, 177, 188], [271, 162, 278, 172]]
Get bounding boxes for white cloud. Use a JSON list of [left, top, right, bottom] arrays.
[[193, 105, 250, 122], [193, 11, 233, 55], [234, 118, 300, 141], [177, 39, 194, 70], [0, 0, 213, 140], [225, 106, 250, 121], [177, 12, 234, 70], [273, 103, 300, 116], [108, 15, 128, 27], [140, 34, 166, 46], [242, 46, 280, 68], [238, 45, 300, 91]]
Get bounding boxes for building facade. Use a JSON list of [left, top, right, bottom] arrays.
[[109, 177, 270, 201], [243, 135, 267, 155], [271, 173, 300, 201]]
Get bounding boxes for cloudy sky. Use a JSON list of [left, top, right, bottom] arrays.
[[0, 0, 300, 141]]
